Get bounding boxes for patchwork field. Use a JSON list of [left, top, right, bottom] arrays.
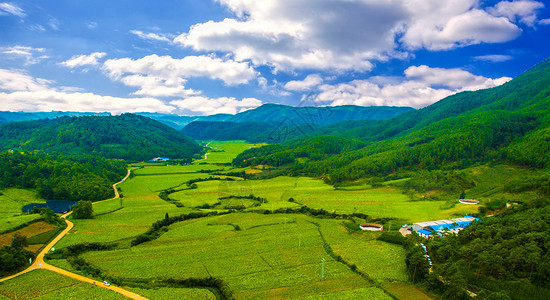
[[2, 141, 445, 299], [80, 213, 398, 299]]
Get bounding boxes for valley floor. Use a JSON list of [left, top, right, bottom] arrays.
[[0, 141, 495, 299]]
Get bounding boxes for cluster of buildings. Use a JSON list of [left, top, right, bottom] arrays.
[[149, 157, 170, 162], [410, 216, 479, 238]]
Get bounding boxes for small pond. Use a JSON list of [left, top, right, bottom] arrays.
[[22, 200, 79, 213]]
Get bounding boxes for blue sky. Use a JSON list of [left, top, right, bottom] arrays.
[[1, 0, 549, 116]]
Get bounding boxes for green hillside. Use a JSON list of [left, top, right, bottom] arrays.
[[234, 58, 550, 184], [0, 114, 202, 161], [227, 103, 414, 125]]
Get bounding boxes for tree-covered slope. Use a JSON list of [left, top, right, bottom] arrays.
[[0, 114, 202, 161], [409, 201, 550, 299], [234, 58, 550, 183], [181, 121, 277, 142], [227, 103, 414, 125], [181, 105, 411, 142], [0, 152, 127, 201]]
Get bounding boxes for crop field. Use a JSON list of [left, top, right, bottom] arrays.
[[0, 189, 45, 232], [0, 269, 126, 299], [3, 141, 444, 299], [171, 176, 476, 222], [125, 287, 215, 300], [202, 141, 264, 164], [80, 213, 397, 299]]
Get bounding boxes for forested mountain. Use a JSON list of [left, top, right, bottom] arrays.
[[181, 105, 411, 142], [227, 104, 414, 125], [0, 114, 202, 161], [234, 58, 550, 184], [0, 152, 127, 201], [182, 121, 278, 142]]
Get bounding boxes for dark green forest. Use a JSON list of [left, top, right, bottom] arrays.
[[0, 152, 127, 201], [405, 201, 550, 299], [0, 114, 202, 162]]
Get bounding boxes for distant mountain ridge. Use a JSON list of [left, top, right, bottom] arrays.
[[0, 114, 202, 161], [181, 105, 415, 142]]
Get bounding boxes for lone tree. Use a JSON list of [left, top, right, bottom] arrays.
[[73, 200, 93, 219]]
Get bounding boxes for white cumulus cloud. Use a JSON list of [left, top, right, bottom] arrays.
[[171, 96, 263, 115], [284, 74, 323, 91], [1, 46, 49, 65], [488, 0, 545, 27], [173, 0, 536, 72], [175, 0, 407, 72], [60, 52, 107, 68], [102, 54, 257, 98], [0, 69, 174, 114], [313, 66, 512, 108]]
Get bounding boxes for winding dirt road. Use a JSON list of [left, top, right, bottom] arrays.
[[0, 170, 147, 300]]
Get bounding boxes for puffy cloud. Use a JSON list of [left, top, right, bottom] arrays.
[[402, 4, 522, 50], [284, 74, 323, 91], [130, 30, 173, 43], [120, 75, 198, 97], [104, 54, 257, 85], [0, 69, 174, 114], [60, 52, 107, 68], [171, 96, 262, 115], [540, 19, 550, 25], [0, 2, 25, 18], [102, 54, 257, 98], [0, 91, 174, 114], [488, 0, 544, 27], [0, 69, 51, 92], [175, 0, 407, 72], [0, 46, 49, 65], [473, 54, 513, 62], [174, 0, 533, 72], [313, 65, 512, 108]]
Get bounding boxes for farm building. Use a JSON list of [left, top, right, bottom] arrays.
[[412, 216, 479, 238], [149, 157, 170, 162]]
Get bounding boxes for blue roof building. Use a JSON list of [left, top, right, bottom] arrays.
[[412, 216, 479, 238]]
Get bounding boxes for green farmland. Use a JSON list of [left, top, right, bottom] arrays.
[[2, 141, 451, 299]]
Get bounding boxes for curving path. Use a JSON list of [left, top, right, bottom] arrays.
[[0, 169, 147, 300]]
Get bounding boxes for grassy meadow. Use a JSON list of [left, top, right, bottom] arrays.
[[0, 189, 45, 233], [2, 140, 461, 299], [0, 270, 126, 299]]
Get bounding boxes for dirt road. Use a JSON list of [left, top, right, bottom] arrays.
[[0, 169, 147, 300]]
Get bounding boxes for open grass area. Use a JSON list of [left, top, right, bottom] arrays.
[[201, 141, 265, 164], [81, 213, 394, 299], [0, 189, 45, 233], [125, 287, 216, 300], [0, 270, 127, 299]]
